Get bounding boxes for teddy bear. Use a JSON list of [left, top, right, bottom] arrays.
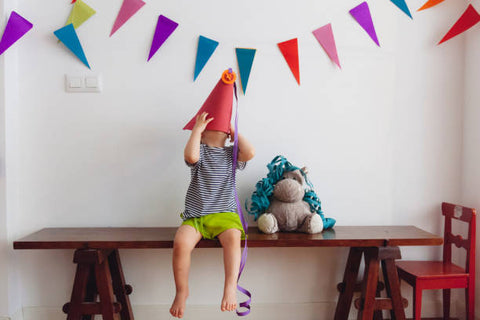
[[247, 155, 336, 234], [257, 168, 324, 234]]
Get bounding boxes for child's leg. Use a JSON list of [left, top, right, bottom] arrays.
[[170, 225, 202, 318], [217, 228, 241, 312]]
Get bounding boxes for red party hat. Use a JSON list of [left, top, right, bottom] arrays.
[[183, 69, 236, 133]]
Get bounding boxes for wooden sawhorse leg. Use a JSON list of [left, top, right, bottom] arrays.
[[334, 247, 408, 320], [63, 249, 134, 320]]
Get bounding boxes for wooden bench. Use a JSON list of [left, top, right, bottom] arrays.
[[13, 225, 442, 320]]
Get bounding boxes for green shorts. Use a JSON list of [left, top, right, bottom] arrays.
[[182, 212, 246, 240]]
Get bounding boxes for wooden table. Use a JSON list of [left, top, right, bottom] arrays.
[[13, 226, 442, 320]]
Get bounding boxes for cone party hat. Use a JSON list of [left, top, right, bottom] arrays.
[[183, 69, 236, 134]]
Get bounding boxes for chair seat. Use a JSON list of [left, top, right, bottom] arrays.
[[396, 260, 467, 279]]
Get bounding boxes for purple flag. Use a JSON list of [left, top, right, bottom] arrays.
[[147, 15, 178, 61], [0, 11, 33, 55], [350, 2, 380, 47]]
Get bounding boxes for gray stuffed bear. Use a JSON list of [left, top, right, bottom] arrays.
[[257, 168, 324, 234]]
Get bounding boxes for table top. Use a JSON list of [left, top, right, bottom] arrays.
[[13, 226, 443, 249]]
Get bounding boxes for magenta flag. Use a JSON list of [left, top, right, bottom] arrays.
[[147, 15, 178, 61], [0, 11, 33, 55], [350, 2, 380, 47]]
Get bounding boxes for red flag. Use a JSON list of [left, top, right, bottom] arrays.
[[439, 4, 480, 44], [278, 38, 300, 85]]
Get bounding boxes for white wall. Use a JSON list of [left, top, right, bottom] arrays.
[[3, 0, 472, 318], [463, 0, 480, 318], [0, 0, 9, 316]]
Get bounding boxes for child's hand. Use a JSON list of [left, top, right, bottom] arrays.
[[193, 112, 214, 133]]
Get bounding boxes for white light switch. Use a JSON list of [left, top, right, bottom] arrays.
[[65, 74, 102, 93], [69, 77, 83, 88], [85, 76, 98, 88]]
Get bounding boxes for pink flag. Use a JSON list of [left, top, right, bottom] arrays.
[[110, 0, 145, 36], [312, 24, 341, 69]]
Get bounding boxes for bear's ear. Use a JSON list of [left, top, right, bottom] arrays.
[[301, 166, 308, 175]]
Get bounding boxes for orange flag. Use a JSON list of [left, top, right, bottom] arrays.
[[417, 0, 445, 11]]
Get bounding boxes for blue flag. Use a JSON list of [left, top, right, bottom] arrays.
[[194, 35, 219, 81], [391, 0, 412, 19], [54, 23, 90, 68], [236, 48, 256, 94]]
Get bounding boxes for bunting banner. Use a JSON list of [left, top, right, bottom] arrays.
[[147, 15, 178, 62], [312, 23, 341, 69], [278, 38, 300, 85], [235, 48, 256, 94], [66, 0, 96, 29], [438, 4, 480, 44], [390, 0, 412, 19], [54, 23, 90, 69], [110, 0, 146, 37], [349, 1, 380, 47], [0, 11, 33, 56], [194, 36, 219, 81], [418, 0, 445, 11]]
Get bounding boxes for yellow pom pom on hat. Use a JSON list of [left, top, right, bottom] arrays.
[[183, 69, 237, 134]]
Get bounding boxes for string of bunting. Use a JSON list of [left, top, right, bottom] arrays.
[[1, 0, 480, 92]]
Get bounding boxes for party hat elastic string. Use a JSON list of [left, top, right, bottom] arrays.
[[232, 80, 252, 316]]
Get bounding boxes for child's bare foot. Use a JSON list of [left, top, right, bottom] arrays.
[[170, 291, 188, 318], [221, 285, 237, 312]]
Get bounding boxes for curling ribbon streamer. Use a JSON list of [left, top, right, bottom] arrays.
[[232, 81, 252, 317]]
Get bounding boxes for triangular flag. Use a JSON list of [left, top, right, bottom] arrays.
[[66, 0, 96, 29], [278, 38, 300, 85], [147, 15, 178, 61], [54, 23, 90, 69], [349, 2, 380, 47], [194, 36, 219, 81], [312, 24, 341, 69], [438, 4, 480, 44], [390, 0, 412, 18], [236, 48, 256, 94], [418, 0, 445, 11], [110, 0, 146, 36], [0, 11, 33, 56]]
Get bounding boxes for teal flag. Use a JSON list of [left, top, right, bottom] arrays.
[[235, 48, 256, 94], [390, 0, 412, 18], [194, 35, 218, 81], [54, 23, 90, 68]]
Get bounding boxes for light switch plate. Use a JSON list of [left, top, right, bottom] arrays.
[[65, 74, 102, 93]]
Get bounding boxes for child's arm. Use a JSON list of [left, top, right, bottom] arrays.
[[184, 112, 213, 165], [230, 125, 255, 162]]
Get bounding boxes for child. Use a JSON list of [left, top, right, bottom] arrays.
[[170, 70, 255, 319]]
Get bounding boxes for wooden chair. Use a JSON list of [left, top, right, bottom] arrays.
[[396, 202, 476, 320]]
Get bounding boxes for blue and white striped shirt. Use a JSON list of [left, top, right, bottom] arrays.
[[182, 144, 246, 220]]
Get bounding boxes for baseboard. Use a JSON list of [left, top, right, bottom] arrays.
[[19, 300, 459, 320], [1, 308, 23, 320]]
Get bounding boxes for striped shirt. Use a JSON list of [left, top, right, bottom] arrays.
[[182, 144, 246, 220]]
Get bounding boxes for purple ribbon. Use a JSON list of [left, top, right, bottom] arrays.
[[232, 82, 251, 316]]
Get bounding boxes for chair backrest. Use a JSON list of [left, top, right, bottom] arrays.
[[442, 202, 476, 275]]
